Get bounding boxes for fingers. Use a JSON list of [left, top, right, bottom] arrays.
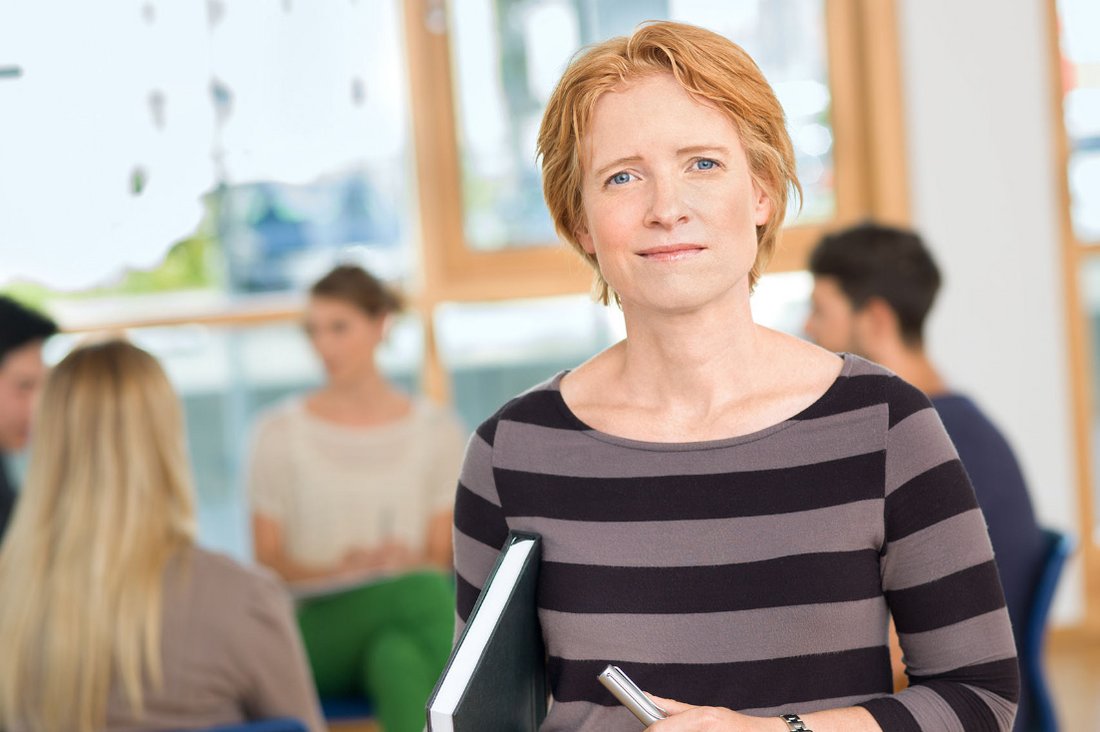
[[646, 693, 697, 714]]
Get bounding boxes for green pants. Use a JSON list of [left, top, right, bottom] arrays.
[[298, 572, 455, 732]]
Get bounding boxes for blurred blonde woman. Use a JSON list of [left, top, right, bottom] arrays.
[[0, 339, 324, 732]]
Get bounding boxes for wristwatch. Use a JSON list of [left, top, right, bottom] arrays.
[[779, 713, 813, 731]]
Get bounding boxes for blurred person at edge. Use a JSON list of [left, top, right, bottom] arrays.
[[805, 222, 1046, 731], [0, 296, 57, 540], [0, 339, 325, 732], [248, 265, 467, 732], [452, 20, 1018, 732]]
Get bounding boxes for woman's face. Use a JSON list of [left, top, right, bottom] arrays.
[[304, 296, 384, 383], [576, 72, 772, 316]]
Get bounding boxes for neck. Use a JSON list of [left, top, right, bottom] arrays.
[[867, 340, 948, 397], [615, 287, 767, 410], [322, 365, 391, 404]]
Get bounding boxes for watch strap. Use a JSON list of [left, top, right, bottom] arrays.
[[779, 713, 813, 731]]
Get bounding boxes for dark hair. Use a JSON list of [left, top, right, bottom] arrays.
[[309, 265, 403, 318], [808, 223, 941, 346], [0, 296, 58, 365]]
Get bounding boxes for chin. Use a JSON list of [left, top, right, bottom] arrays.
[[326, 364, 367, 386], [628, 282, 744, 315]]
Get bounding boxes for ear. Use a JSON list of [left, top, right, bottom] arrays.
[[751, 179, 773, 228], [366, 314, 388, 343], [575, 221, 596, 256], [862, 297, 900, 340]]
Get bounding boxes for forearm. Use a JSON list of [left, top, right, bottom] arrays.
[[800, 705, 880, 732], [650, 698, 882, 731], [723, 706, 881, 732], [258, 551, 343, 583], [425, 509, 454, 569]]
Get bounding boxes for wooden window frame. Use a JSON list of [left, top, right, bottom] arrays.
[[404, 0, 909, 294], [1047, 0, 1100, 637]]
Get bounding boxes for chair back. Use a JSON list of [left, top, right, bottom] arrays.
[[198, 718, 308, 732], [321, 696, 375, 721], [1023, 528, 1073, 732]]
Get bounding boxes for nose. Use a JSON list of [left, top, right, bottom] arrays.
[[645, 174, 689, 230], [310, 331, 335, 358]]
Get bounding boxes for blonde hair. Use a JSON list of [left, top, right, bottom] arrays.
[[537, 21, 801, 304], [0, 339, 196, 732]]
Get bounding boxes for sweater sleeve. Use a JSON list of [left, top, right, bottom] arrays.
[[235, 571, 327, 732], [427, 408, 473, 513], [858, 377, 1019, 731], [451, 412, 511, 640], [246, 409, 295, 523]]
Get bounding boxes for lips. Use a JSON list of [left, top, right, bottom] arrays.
[[636, 244, 705, 261]]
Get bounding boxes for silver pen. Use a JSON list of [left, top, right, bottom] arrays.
[[597, 664, 668, 727]]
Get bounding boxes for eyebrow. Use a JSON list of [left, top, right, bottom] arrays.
[[592, 145, 733, 179]]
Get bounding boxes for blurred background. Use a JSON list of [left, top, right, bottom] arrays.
[[0, 0, 1097, 710]]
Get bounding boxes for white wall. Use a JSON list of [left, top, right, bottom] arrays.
[[897, 0, 1084, 623]]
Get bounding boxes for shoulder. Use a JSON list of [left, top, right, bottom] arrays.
[[251, 398, 305, 442], [931, 393, 1016, 455], [835, 354, 933, 426], [931, 393, 994, 431], [173, 546, 287, 609], [472, 373, 570, 449], [414, 399, 468, 436], [776, 350, 920, 430]]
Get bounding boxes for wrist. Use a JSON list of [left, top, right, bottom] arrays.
[[778, 713, 813, 731]]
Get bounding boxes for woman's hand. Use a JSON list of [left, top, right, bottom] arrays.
[[339, 540, 420, 575], [647, 695, 785, 732]]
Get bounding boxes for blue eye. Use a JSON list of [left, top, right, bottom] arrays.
[[695, 159, 717, 171], [607, 171, 634, 186]]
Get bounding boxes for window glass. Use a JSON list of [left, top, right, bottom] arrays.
[[751, 270, 814, 337], [435, 295, 623, 427], [1057, 0, 1100, 243], [209, 0, 419, 294], [0, 0, 416, 297], [448, 0, 833, 251]]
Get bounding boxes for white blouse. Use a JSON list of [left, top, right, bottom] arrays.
[[247, 397, 468, 566]]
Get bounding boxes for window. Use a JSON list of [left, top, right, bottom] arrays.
[[448, 0, 835, 252], [210, 0, 419, 294], [1057, 0, 1100, 244], [409, 0, 908, 294], [1051, 0, 1100, 621], [3, 0, 909, 558]]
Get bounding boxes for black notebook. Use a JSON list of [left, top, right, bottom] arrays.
[[427, 531, 547, 732]]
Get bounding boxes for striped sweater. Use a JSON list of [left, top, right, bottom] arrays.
[[453, 354, 1019, 731]]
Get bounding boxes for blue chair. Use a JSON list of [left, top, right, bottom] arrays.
[[321, 696, 375, 723], [198, 719, 307, 732], [1022, 528, 1073, 732]]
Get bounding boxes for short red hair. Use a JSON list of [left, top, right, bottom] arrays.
[[537, 21, 801, 303]]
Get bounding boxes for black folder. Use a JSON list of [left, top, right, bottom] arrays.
[[426, 531, 547, 732]]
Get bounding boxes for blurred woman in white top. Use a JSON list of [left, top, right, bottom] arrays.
[[248, 264, 466, 732]]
